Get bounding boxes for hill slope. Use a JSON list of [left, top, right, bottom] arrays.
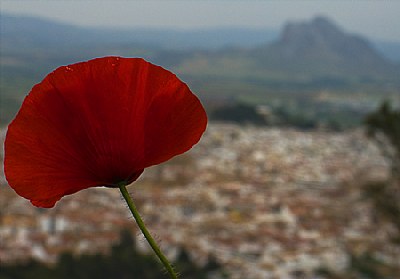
[[1, 14, 399, 126], [0, 13, 278, 50], [176, 17, 399, 82]]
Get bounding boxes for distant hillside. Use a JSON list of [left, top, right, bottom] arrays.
[[1, 13, 399, 59], [1, 14, 399, 127], [177, 17, 399, 82], [374, 40, 400, 63], [0, 13, 278, 51], [258, 17, 400, 81], [1, 14, 98, 49]]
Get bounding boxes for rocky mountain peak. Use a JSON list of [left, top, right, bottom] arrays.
[[280, 16, 342, 47], [271, 16, 392, 75]]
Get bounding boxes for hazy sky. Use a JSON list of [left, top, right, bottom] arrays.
[[1, 0, 400, 41]]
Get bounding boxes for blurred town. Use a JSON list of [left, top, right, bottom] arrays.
[[1, 123, 398, 279]]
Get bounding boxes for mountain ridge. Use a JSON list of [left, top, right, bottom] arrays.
[[0, 13, 278, 50], [247, 16, 398, 80], [1, 13, 399, 61], [1, 13, 399, 125], [175, 16, 399, 83]]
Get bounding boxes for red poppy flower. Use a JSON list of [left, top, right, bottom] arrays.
[[4, 56, 207, 208]]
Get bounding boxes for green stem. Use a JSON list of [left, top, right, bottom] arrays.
[[118, 183, 178, 279]]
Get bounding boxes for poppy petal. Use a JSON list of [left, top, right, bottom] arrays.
[[4, 57, 207, 208]]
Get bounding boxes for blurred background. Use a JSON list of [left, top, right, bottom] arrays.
[[0, 1, 399, 279]]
